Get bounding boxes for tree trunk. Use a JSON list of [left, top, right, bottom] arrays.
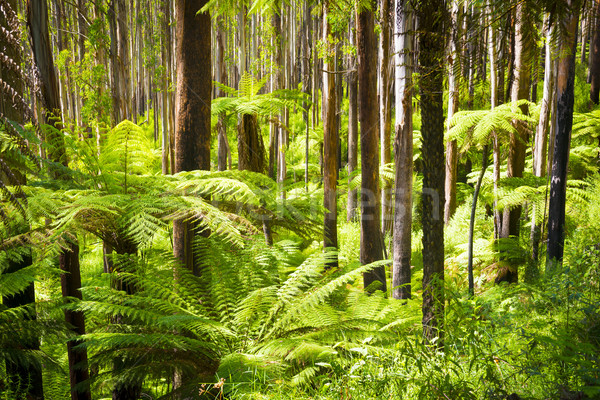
[[547, 2, 580, 273], [380, 0, 393, 236], [444, 0, 460, 225], [173, 0, 212, 277], [60, 242, 92, 400], [237, 113, 266, 173], [161, 0, 171, 174], [467, 146, 489, 296], [347, 21, 359, 222], [323, 0, 338, 267], [216, 16, 230, 172], [500, 0, 533, 284], [357, 2, 386, 292], [590, 0, 600, 104], [416, 0, 446, 344], [392, 0, 413, 300], [27, 1, 91, 398], [530, 14, 556, 272]]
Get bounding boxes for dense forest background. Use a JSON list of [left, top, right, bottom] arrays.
[[2, 0, 600, 399]]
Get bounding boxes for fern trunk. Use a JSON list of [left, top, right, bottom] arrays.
[[417, 0, 446, 344], [60, 242, 92, 400], [358, 1, 386, 292]]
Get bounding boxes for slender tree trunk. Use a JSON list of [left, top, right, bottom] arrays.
[[216, 16, 230, 171], [358, 1, 386, 292], [347, 20, 359, 221], [323, 0, 338, 267], [416, 0, 446, 344], [547, 1, 580, 273], [530, 15, 555, 270], [161, 0, 171, 174], [392, 0, 413, 300], [467, 146, 489, 296], [444, 0, 460, 225], [590, 0, 600, 104], [380, 0, 393, 236], [500, 0, 533, 284], [303, 2, 312, 189]]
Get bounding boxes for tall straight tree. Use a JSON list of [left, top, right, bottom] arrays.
[[392, 0, 413, 300], [500, 0, 534, 283], [27, 1, 91, 399], [530, 14, 556, 269], [380, 0, 393, 236], [357, 0, 386, 291], [347, 20, 359, 221], [547, 0, 580, 272], [323, 0, 338, 267], [416, 0, 447, 342], [590, 0, 600, 104], [108, 0, 131, 123], [173, 0, 212, 276], [444, 0, 460, 225]]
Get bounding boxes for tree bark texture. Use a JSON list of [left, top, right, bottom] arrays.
[[417, 0, 446, 343], [547, 2, 580, 272], [590, 0, 600, 104], [347, 22, 359, 222], [392, 0, 413, 300], [500, 0, 534, 284], [444, 0, 460, 225], [380, 0, 393, 236], [60, 242, 92, 400], [173, 0, 212, 280], [357, 2, 386, 292], [323, 0, 338, 267], [27, 0, 65, 165]]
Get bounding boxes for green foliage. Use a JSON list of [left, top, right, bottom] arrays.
[[212, 73, 310, 120]]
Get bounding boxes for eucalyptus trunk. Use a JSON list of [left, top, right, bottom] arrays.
[[547, 1, 580, 273], [530, 15, 556, 271], [380, 0, 393, 237], [358, 2, 386, 292], [392, 0, 413, 300], [590, 0, 600, 104], [444, 0, 460, 225], [347, 21, 359, 221], [173, 0, 212, 277], [417, 0, 446, 344], [500, 0, 534, 284], [323, 0, 338, 267]]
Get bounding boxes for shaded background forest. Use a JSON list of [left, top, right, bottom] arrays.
[[2, 0, 600, 399]]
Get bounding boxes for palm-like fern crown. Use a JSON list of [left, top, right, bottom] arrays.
[[212, 72, 310, 119]]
